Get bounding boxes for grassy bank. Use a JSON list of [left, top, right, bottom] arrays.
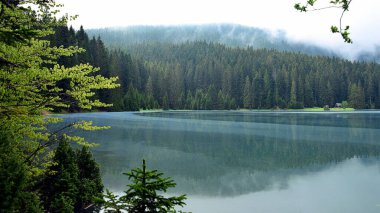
[[301, 107, 355, 111]]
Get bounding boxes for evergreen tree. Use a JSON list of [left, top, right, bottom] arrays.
[[50, 194, 76, 213], [76, 26, 91, 64], [43, 30, 380, 111], [289, 79, 297, 108], [243, 76, 252, 109], [102, 189, 127, 213], [349, 83, 366, 109], [121, 160, 187, 213], [304, 78, 315, 107], [146, 76, 154, 98], [162, 93, 170, 110], [42, 138, 79, 212], [76, 146, 104, 212], [123, 85, 141, 111], [41, 138, 104, 212]]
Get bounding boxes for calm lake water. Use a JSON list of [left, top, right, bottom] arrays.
[[60, 111, 380, 213]]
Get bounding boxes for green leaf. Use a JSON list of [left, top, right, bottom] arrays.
[[307, 0, 317, 6], [330, 25, 339, 33]]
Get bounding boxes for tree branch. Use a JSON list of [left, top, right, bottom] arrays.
[[23, 122, 76, 164], [0, 56, 19, 67], [305, 5, 342, 11], [295, 0, 353, 43]]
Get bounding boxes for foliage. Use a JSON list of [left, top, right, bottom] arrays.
[[123, 85, 143, 111], [101, 160, 187, 213], [243, 76, 253, 109], [121, 159, 187, 213], [41, 138, 103, 212], [0, 1, 116, 212], [294, 0, 353, 43], [0, 0, 119, 167], [348, 83, 366, 109], [102, 189, 128, 213], [54, 38, 380, 111], [0, 7, 119, 212], [76, 146, 104, 212], [41, 138, 80, 212], [0, 126, 43, 212], [341, 100, 349, 108]]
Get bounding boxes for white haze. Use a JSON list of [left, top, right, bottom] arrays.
[[57, 0, 380, 60]]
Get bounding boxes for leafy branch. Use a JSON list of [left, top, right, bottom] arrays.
[[295, 0, 353, 43]]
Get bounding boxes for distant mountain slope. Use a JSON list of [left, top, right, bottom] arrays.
[[357, 46, 380, 63], [87, 24, 335, 57]]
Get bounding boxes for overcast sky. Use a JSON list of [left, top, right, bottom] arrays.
[[57, 0, 380, 58]]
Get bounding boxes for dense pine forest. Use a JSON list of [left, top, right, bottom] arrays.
[[53, 25, 380, 111]]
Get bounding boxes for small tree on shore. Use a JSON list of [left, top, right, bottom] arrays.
[[106, 159, 187, 213], [122, 159, 187, 213]]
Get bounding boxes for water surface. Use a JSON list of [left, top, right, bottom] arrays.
[[60, 111, 380, 213]]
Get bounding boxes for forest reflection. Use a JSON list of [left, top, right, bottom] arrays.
[[59, 111, 380, 196]]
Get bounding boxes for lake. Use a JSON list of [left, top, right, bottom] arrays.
[[60, 111, 380, 213]]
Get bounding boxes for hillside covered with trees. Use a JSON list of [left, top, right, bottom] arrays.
[[55, 26, 380, 110]]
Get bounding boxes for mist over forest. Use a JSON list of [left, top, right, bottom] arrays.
[[87, 24, 380, 63]]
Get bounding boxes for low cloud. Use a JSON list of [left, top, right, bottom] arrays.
[[58, 0, 380, 61]]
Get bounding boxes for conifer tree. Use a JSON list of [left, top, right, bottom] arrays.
[[243, 76, 252, 109], [76, 146, 104, 212], [349, 83, 366, 109], [162, 93, 170, 110], [124, 85, 141, 111], [42, 138, 79, 212], [102, 189, 127, 213], [121, 160, 187, 213], [42, 138, 104, 212]]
